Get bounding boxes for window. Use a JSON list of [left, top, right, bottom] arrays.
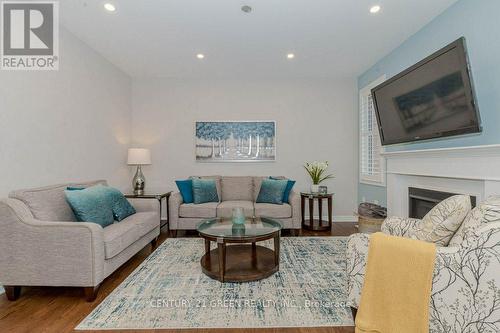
[[360, 76, 386, 186]]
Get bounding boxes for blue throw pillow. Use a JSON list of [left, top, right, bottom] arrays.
[[192, 179, 219, 204], [175, 179, 194, 204], [256, 179, 288, 205], [270, 177, 296, 203], [103, 187, 136, 221], [65, 185, 115, 227]]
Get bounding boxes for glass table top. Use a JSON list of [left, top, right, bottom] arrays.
[[197, 217, 282, 240]]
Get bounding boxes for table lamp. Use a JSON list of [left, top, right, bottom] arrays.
[[127, 148, 151, 195]]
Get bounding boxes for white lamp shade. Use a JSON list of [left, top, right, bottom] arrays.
[[127, 148, 152, 165]]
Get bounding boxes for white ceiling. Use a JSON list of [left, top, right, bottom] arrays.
[[61, 0, 458, 79]]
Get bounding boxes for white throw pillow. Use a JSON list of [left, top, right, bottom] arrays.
[[411, 195, 471, 246]]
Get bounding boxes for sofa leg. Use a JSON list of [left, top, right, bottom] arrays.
[[291, 229, 300, 236], [171, 230, 177, 238], [83, 284, 100, 302], [351, 307, 357, 320], [4, 286, 21, 301], [151, 237, 159, 251]]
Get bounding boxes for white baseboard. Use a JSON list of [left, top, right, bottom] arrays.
[[305, 215, 358, 223]]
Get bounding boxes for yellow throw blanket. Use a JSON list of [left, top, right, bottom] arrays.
[[355, 232, 436, 333]]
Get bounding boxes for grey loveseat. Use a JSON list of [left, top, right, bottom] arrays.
[[0, 180, 160, 301], [169, 176, 301, 236]]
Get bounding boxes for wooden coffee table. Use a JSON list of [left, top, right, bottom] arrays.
[[197, 217, 282, 282]]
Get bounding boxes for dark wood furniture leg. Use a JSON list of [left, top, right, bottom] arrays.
[[274, 234, 280, 267], [83, 284, 100, 302], [217, 242, 226, 282], [171, 230, 177, 238], [351, 307, 357, 320], [318, 197, 323, 227], [4, 286, 21, 301], [301, 195, 305, 226], [328, 196, 333, 229], [205, 239, 211, 254], [309, 197, 314, 226], [151, 237, 158, 251]]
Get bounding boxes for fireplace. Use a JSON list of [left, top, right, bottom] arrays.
[[408, 187, 476, 219]]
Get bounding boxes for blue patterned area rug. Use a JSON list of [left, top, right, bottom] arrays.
[[77, 237, 353, 330]]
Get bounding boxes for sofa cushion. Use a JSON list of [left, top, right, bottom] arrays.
[[192, 176, 222, 202], [254, 176, 285, 201], [256, 179, 288, 205], [103, 211, 159, 259], [9, 180, 107, 221], [412, 195, 471, 246], [64, 185, 115, 227], [254, 203, 292, 218], [216, 200, 254, 218], [449, 195, 500, 247], [192, 179, 219, 204], [175, 179, 194, 204], [221, 176, 254, 201], [179, 202, 218, 218]]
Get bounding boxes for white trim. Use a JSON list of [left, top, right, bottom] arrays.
[[384, 144, 500, 216], [381, 144, 500, 157], [359, 75, 387, 187]]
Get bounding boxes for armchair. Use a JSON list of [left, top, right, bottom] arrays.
[[347, 195, 500, 333]]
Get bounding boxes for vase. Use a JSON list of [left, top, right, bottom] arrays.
[[232, 207, 246, 225], [310, 184, 320, 193]]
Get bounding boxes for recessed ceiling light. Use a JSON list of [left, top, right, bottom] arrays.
[[196, 53, 205, 59], [104, 3, 116, 12], [370, 5, 381, 14], [287, 53, 295, 59]]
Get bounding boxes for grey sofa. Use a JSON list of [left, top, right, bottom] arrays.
[[0, 180, 160, 302], [169, 176, 301, 236]]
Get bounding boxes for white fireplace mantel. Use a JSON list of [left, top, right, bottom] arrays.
[[381, 144, 500, 216]]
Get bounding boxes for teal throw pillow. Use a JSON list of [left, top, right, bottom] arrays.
[[192, 179, 219, 204], [175, 179, 194, 203], [65, 185, 115, 227], [102, 186, 136, 221], [256, 179, 288, 205], [270, 177, 296, 203]]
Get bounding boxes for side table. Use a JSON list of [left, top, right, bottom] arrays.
[[125, 192, 172, 230], [300, 192, 334, 231]]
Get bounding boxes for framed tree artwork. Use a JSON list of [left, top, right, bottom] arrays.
[[195, 121, 276, 162]]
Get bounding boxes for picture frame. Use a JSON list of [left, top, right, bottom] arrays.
[[195, 121, 276, 162]]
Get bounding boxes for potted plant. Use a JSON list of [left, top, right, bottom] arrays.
[[304, 161, 334, 193]]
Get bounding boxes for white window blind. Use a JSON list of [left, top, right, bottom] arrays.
[[360, 76, 386, 186]]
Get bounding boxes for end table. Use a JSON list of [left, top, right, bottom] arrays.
[[125, 192, 172, 230], [300, 192, 334, 231]]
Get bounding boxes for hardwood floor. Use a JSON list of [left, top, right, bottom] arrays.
[[0, 223, 357, 333]]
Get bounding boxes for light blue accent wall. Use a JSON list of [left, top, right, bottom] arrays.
[[358, 0, 500, 205]]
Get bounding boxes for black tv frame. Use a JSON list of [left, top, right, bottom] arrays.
[[371, 37, 482, 146]]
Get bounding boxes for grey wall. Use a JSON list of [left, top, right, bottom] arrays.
[[0, 28, 132, 196], [131, 78, 358, 219]]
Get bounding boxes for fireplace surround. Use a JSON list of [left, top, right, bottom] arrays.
[[382, 144, 500, 217]]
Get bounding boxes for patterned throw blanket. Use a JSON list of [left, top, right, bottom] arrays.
[[355, 232, 436, 333]]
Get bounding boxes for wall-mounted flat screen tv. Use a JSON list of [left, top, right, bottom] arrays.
[[372, 37, 481, 145]]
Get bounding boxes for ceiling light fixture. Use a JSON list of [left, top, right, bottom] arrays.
[[104, 3, 116, 12], [196, 53, 205, 59], [287, 53, 295, 59], [241, 5, 252, 13], [370, 5, 381, 14]]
